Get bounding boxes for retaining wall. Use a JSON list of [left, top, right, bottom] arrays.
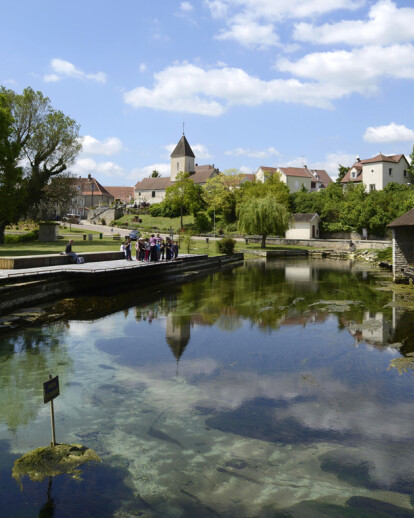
[[392, 228, 414, 282], [246, 237, 390, 251], [0, 254, 244, 314]]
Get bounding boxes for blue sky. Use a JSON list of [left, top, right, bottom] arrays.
[[2, 0, 414, 185]]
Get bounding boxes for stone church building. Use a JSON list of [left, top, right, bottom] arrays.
[[134, 134, 219, 205]]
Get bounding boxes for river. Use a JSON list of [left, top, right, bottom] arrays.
[[1, 258, 414, 517]]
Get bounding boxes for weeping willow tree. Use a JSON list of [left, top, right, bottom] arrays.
[[238, 196, 291, 248]]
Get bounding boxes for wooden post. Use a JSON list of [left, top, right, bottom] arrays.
[[43, 374, 59, 447], [49, 375, 57, 447]]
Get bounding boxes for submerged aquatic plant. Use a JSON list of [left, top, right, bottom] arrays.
[[388, 353, 414, 375], [12, 443, 101, 488]]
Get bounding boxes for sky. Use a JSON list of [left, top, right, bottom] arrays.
[[2, 0, 414, 185]]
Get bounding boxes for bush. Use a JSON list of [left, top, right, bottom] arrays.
[[149, 202, 180, 218], [100, 218, 106, 225], [194, 211, 212, 232], [216, 237, 236, 255], [5, 229, 39, 243]]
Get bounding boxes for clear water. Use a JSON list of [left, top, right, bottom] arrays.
[[1, 259, 414, 517]]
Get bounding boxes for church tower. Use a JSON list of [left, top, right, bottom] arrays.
[[170, 133, 195, 182]]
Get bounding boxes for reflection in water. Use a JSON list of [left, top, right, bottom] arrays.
[[1, 259, 414, 517]]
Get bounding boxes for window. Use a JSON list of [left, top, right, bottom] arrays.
[[389, 168, 392, 175], [177, 161, 179, 171], [311, 182, 316, 188], [152, 191, 155, 198], [404, 170, 407, 177], [352, 171, 356, 179], [138, 192, 141, 196], [369, 184, 376, 192]]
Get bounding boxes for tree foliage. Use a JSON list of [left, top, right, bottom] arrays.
[[0, 86, 82, 242], [290, 181, 414, 236], [203, 169, 241, 222], [237, 171, 290, 208], [238, 196, 291, 248], [164, 171, 203, 228]]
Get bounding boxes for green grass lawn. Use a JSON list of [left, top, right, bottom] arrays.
[[0, 237, 122, 256], [114, 214, 194, 232]]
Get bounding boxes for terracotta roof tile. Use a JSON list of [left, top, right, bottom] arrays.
[[309, 169, 333, 187], [134, 177, 172, 190], [278, 167, 314, 179], [104, 186, 134, 201]]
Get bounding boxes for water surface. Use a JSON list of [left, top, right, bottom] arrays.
[[1, 259, 414, 517]]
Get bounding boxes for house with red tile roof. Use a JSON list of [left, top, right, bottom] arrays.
[[104, 186, 135, 204], [341, 154, 410, 192], [134, 134, 219, 204], [68, 175, 115, 217], [256, 165, 331, 193]]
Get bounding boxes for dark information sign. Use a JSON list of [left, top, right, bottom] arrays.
[[43, 376, 60, 404]]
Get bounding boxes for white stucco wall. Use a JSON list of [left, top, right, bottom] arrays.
[[278, 171, 312, 193], [170, 155, 195, 182], [285, 220, 319, 239], [255, 168, 266, 183], [363, 159, 410, 191], [134, 189, 166, 205]]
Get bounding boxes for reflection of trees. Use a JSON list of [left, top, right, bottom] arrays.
[[0, 324, 73, 431]]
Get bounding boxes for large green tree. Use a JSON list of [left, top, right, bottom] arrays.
[[238, 171, 290, 207], [0, 95, 23, 243], [203, 169, 241, 223], [0, 86, 82, 242], [238, 196, 291, 248], [164, 171, 202, 229]]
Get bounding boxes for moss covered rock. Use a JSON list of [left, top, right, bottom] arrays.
[[12, 443, 101, 487]]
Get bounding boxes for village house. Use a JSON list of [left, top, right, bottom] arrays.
[[256, 166, 332, 193], [134, 135, 220, 205], [104, 186, 135, 204], [341, 153, 410, 192], [285, 213, 320, 239], [68, 175, 114, 218]]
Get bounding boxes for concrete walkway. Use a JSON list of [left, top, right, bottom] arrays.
[[0, 255, 197, 279]]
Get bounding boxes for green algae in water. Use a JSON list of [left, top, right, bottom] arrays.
[[12, 443, 101, 488]]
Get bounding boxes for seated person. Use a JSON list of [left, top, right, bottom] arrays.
[[65, 239, 78, 263]]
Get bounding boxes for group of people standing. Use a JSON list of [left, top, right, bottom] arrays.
[[121, 234, 179, 262]]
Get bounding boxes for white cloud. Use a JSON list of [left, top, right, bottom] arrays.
[[71, 157, 124, 177], [225, 146, 280, 158], [238, 165, 254, 174], [165, 142, 212, 160], [44, 58, 107, 83], [216, 19, 279, 49], [363, 122, 414, 143], [206, 0, 363, 49], [311, 152, 357, 179], [277, 44, 414, 97], [180, 1, 194, 11], [130, 163, 170, 182], [81, 135, 123, 156], [124, 62, 346, 115], [206, 0, 364, 22], [139, 63, 147, 72], [294, 0, 414, 47]]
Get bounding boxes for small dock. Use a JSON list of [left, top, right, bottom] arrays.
[[0, 253, 244, 314]]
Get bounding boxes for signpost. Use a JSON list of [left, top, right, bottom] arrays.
[[43, 375, 60, 446]]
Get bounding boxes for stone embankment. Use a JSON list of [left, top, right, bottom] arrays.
[[0, 253, 244, 316]]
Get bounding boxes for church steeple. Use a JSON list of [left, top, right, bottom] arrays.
[[170, 134, 195, 182]]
